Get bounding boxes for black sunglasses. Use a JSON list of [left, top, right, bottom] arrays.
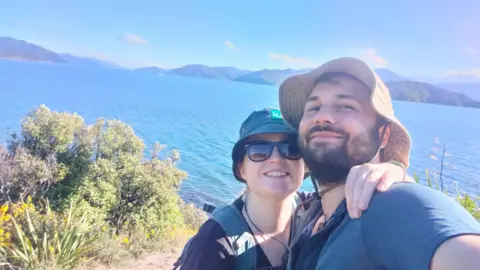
[[244, 140, 302, 162]]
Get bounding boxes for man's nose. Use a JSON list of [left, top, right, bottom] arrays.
[[313, 106, 335, 125]]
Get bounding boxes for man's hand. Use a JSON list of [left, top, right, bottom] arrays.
[[345, 162, 409, 219]]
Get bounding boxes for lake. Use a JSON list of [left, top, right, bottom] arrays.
[[0, 60, 479, 207]]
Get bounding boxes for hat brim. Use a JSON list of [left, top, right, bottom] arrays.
[[279, 57, 411, 167]]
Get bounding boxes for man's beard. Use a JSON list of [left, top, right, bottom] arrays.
[[300, 123, 381, 186]]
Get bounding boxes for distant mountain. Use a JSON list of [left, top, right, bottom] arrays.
[[59, 53, 125, 69], [386, 81, 480, 109], [0, 36, 65, 63], [167, 64, 249, 80], [374, 68, 406, 82], [436, 83, 480, 101], [134, 66, 168, 76], [235, 68, 405, 86], [234, 68, 313, 85]]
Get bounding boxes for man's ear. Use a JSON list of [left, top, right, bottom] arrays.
[[379, 123, 391, 149]]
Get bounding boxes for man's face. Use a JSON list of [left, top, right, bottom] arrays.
[[298, 73, 387, 185]]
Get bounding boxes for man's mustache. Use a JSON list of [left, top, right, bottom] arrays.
[[306, 124, 346, 140]]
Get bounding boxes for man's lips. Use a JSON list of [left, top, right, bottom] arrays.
[[309, 131, 343, 140]]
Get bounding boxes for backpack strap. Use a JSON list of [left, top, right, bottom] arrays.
[[211, 204, 257, 270]]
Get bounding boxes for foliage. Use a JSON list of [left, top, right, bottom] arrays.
[[0, 105, 204, 268], [0, 199, 96, 269], [0, 197, 35, 248], [178, 200, 207, 232]]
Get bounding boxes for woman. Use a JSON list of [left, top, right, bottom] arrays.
[[175, 108, 409, 270]]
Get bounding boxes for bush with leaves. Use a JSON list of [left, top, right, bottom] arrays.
[[0, 105, 205, 268], [0, 199, 96, 270]]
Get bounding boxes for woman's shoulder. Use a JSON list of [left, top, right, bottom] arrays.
[[178, 218, 235, 269], [196, 218, 229, 240]]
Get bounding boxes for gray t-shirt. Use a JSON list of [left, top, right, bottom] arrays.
[[288, 182, 480, 270]]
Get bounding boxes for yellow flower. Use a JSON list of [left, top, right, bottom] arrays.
[[122, 237, 129, 244], [101, 225, 107, 232]]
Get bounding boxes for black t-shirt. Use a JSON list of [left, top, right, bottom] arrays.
[[178, 192, 313, 270]]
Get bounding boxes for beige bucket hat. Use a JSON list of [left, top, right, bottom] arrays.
[[278, 57, 412, 168]]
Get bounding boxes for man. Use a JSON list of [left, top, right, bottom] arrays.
[[279, 57, 480, 270]]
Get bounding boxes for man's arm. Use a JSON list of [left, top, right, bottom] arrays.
[[430, 234, 480, 270], [360, 182, 480, 270]]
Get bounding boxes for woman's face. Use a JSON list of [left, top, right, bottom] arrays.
[[238, 133, 305, 199]]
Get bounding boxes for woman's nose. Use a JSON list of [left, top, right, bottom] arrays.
[[268, 146, 283, 163]]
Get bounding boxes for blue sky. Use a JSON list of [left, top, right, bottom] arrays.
[[1, 0, 479, 79]]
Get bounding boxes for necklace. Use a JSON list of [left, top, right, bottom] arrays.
[[243, 196, 289, 251]]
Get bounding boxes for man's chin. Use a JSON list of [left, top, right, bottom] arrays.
[[305, 144, 339, 159]]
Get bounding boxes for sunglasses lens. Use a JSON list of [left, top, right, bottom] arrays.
[[247, 143, 272, 161], [246, 141, 302, 162], [278, 142, 302, 160]]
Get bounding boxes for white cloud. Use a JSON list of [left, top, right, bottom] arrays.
[[118, 33, 149, 45], [444, 69, 480, 78], [224, 40, 236, 50], [268, 53, 316, 67], [463, 45, 479, 55], [360, 48, 388, 68]]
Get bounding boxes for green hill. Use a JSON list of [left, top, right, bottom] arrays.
[[386, 81, 480, 108]]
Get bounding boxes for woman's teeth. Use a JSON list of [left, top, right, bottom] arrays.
[[265, 171, 287, 177]]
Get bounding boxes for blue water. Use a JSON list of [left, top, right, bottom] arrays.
[[1, 60, 479, 207]]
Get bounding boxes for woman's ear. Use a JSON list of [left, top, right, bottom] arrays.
[[238, 161, 246, 180]]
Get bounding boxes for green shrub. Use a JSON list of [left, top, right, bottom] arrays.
[[0, 199, 96, 270], [0, 105, 205, 268]]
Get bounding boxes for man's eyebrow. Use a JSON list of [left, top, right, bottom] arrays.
[[336, 94, 358, 100]]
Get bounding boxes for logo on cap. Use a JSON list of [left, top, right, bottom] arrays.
[[270, 109, 283, 119]]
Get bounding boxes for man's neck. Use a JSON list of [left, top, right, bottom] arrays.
[[244, 192, 294, 234], [319, 184, 346, 220]]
